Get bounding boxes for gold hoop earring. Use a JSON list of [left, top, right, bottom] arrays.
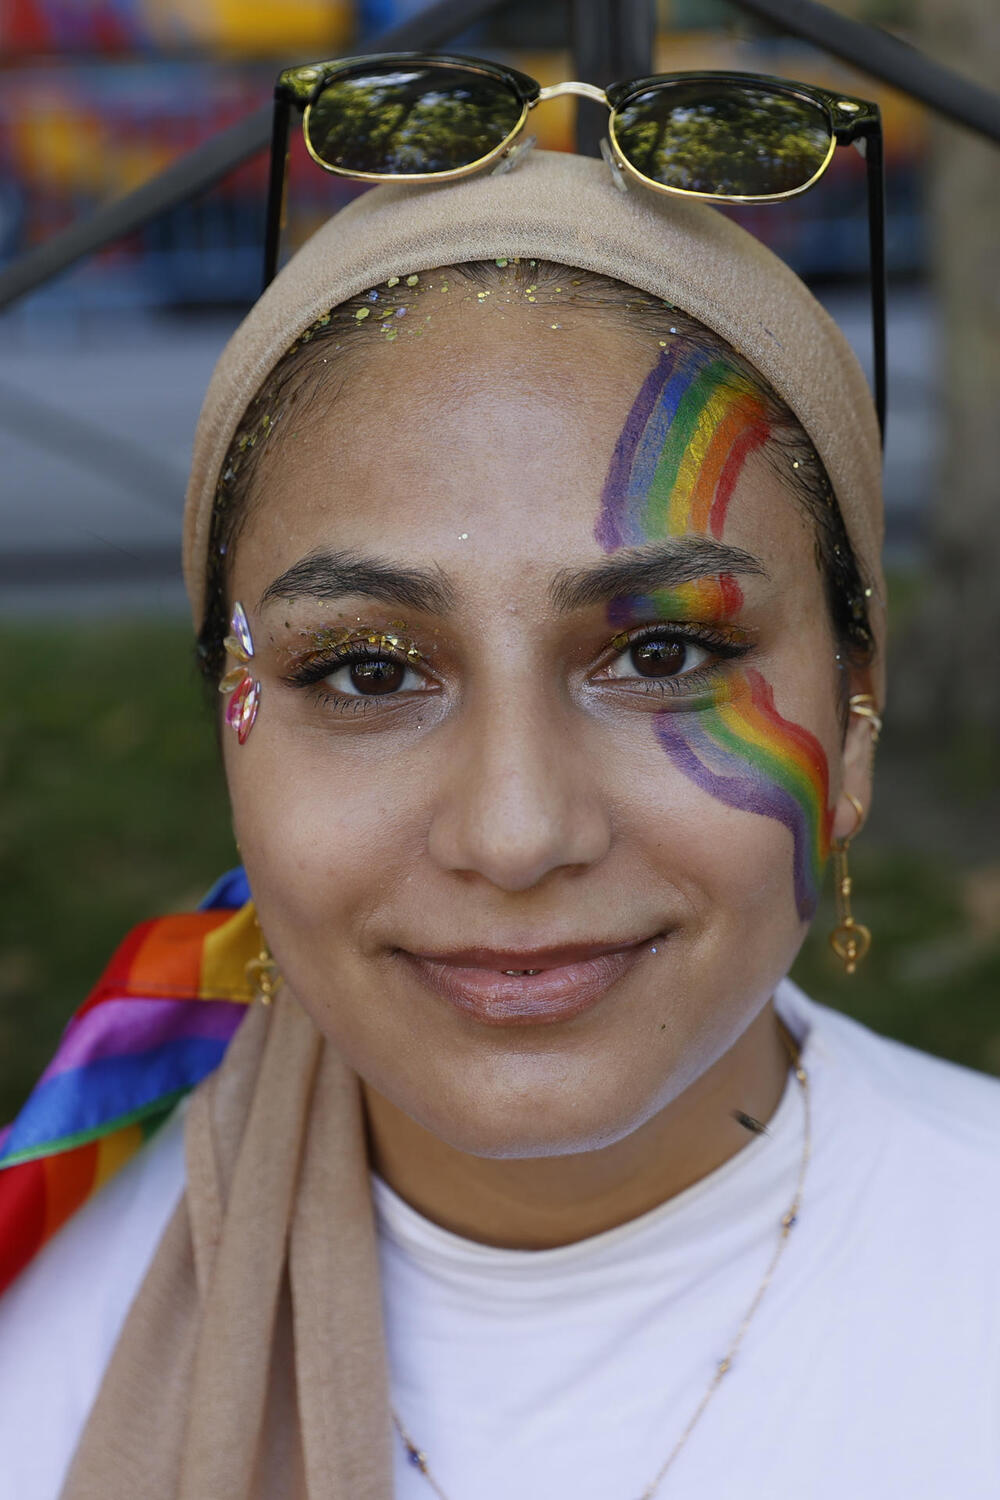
[[244, 927, 282, 1006], [848, 693, 882, 743], [829, 793, 871, 975]]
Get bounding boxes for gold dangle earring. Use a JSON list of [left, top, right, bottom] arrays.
[[829, 696, 881, 975], [244, 923, 282, 1006], [828, 794, 870, 974]]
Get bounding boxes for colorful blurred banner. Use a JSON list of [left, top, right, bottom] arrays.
[[0, 0, 352, 56], [0, 2, 927, 310]]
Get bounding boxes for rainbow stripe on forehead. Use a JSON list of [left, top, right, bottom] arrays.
[[596, 344, 772, 549]]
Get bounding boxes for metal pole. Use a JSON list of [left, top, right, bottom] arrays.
[[572, 0, 655, 156], [734, 0, 1000, 143]]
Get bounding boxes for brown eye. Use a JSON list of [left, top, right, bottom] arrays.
[[349, 657, 406, 694], [629, 638, 688, 677]]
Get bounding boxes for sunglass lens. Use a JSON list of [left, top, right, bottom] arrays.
[[306, 63, 523, 176], [613, 82, 832, 198]]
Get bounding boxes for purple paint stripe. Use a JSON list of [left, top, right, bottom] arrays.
[[596, 347, 679, 551], [36, 997, 246, 1086], [623, 358, 703, 537], [655, 717, 817, 920]]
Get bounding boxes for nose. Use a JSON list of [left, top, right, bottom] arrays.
[[427, 688, 612, 893]]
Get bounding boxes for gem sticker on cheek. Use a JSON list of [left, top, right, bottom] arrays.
[[219, 601, 260, 744]]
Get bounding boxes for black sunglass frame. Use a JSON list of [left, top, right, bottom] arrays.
[[263, 52, 886, 438]]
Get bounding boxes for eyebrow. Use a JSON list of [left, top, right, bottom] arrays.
[[550, 539, 768, 613], [258, 549, 456, 614]]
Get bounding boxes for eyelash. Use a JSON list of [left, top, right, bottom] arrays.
[[282, 622, 753, 713], [599, 622, 753, 698]]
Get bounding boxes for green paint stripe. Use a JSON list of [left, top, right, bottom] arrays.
[[644, 360, 731, 533], [703, 711, 824, 882]]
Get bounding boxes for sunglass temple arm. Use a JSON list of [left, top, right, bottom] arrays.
[[863, 124, 888, 443], [263, 94, 292, 291]]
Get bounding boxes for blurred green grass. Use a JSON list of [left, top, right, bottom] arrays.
[[2, 619, 998, 1124]]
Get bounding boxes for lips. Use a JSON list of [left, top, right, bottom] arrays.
[[400, 934, 658, 1027]]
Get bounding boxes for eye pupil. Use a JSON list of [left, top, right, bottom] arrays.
[[350, 657, 405, 694], [630, 638, 686, 677]]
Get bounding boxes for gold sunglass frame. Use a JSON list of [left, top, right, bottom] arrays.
[[264, 52, 885, 435]]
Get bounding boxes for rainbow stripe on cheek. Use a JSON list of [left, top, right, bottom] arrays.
[[595, 344, 772, 550], [654, 669, 833, 921]]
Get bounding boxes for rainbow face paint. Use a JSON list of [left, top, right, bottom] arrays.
[[654, 669, 832, 920], [596, 345, 832, 919], [595, 343, 772, 551], [608, 576, 745, 633], [220, 601, 260, 744]]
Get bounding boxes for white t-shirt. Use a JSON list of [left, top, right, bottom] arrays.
[[2, 979, 1000, 1499]]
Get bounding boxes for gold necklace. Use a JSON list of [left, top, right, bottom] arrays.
[[390, 1022, 810, 1499]]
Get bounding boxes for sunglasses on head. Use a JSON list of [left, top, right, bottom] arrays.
[[265, 51, 886, 436]]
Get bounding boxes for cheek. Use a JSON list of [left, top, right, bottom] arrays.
[[223, 724, 415, 957]]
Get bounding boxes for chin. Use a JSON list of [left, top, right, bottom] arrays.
[[385, 1059, 667, 1161]]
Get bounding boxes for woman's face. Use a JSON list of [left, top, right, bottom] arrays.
[[223, 291, 875, 1158]]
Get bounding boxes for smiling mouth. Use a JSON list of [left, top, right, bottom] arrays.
[[400, 933, 663, 1027]]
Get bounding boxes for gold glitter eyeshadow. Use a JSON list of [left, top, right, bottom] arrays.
[[387, 276, 399, 287], [355, 307, 370, 321], [406, 274, 419, 286], [289, 624, 426, 665]]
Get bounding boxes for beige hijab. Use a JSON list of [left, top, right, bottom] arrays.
[[64, 149, 885, 1499], [64, 992, 393, 1499]]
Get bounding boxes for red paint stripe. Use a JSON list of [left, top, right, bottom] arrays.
[[0, 1159, 46, 1297], [744, 669, 829, 785], [719, 574, 744, 618], [708, 417, 771, 539], [687, 399, 757, 535]]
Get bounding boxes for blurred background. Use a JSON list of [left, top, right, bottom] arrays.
[[1, 0, 997, 1120]]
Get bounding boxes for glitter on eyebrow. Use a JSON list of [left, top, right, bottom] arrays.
[[395, 306, 407, 317], [406, 274, 419, 286], [367, 290, 379, 302], [355, 307, 371, 321], [387, 276, 399, 287], [551, 323, 561, 329], [495, 257, 508, 267]]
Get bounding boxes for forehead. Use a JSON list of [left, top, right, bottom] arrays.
[[236, 295, 805, 586]]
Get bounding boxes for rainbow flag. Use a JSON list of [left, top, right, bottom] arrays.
[[0, 869, 255, 1298]]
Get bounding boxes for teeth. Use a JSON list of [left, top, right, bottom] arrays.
[[502, 968, 540, 976]]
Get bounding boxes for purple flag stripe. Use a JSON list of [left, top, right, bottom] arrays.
[[36, 997, 247, 1085]]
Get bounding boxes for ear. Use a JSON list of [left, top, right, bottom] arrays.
[[831, 667, 880, 843]]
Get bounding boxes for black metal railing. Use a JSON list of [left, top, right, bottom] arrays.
[[0, 0, 997, 315]]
